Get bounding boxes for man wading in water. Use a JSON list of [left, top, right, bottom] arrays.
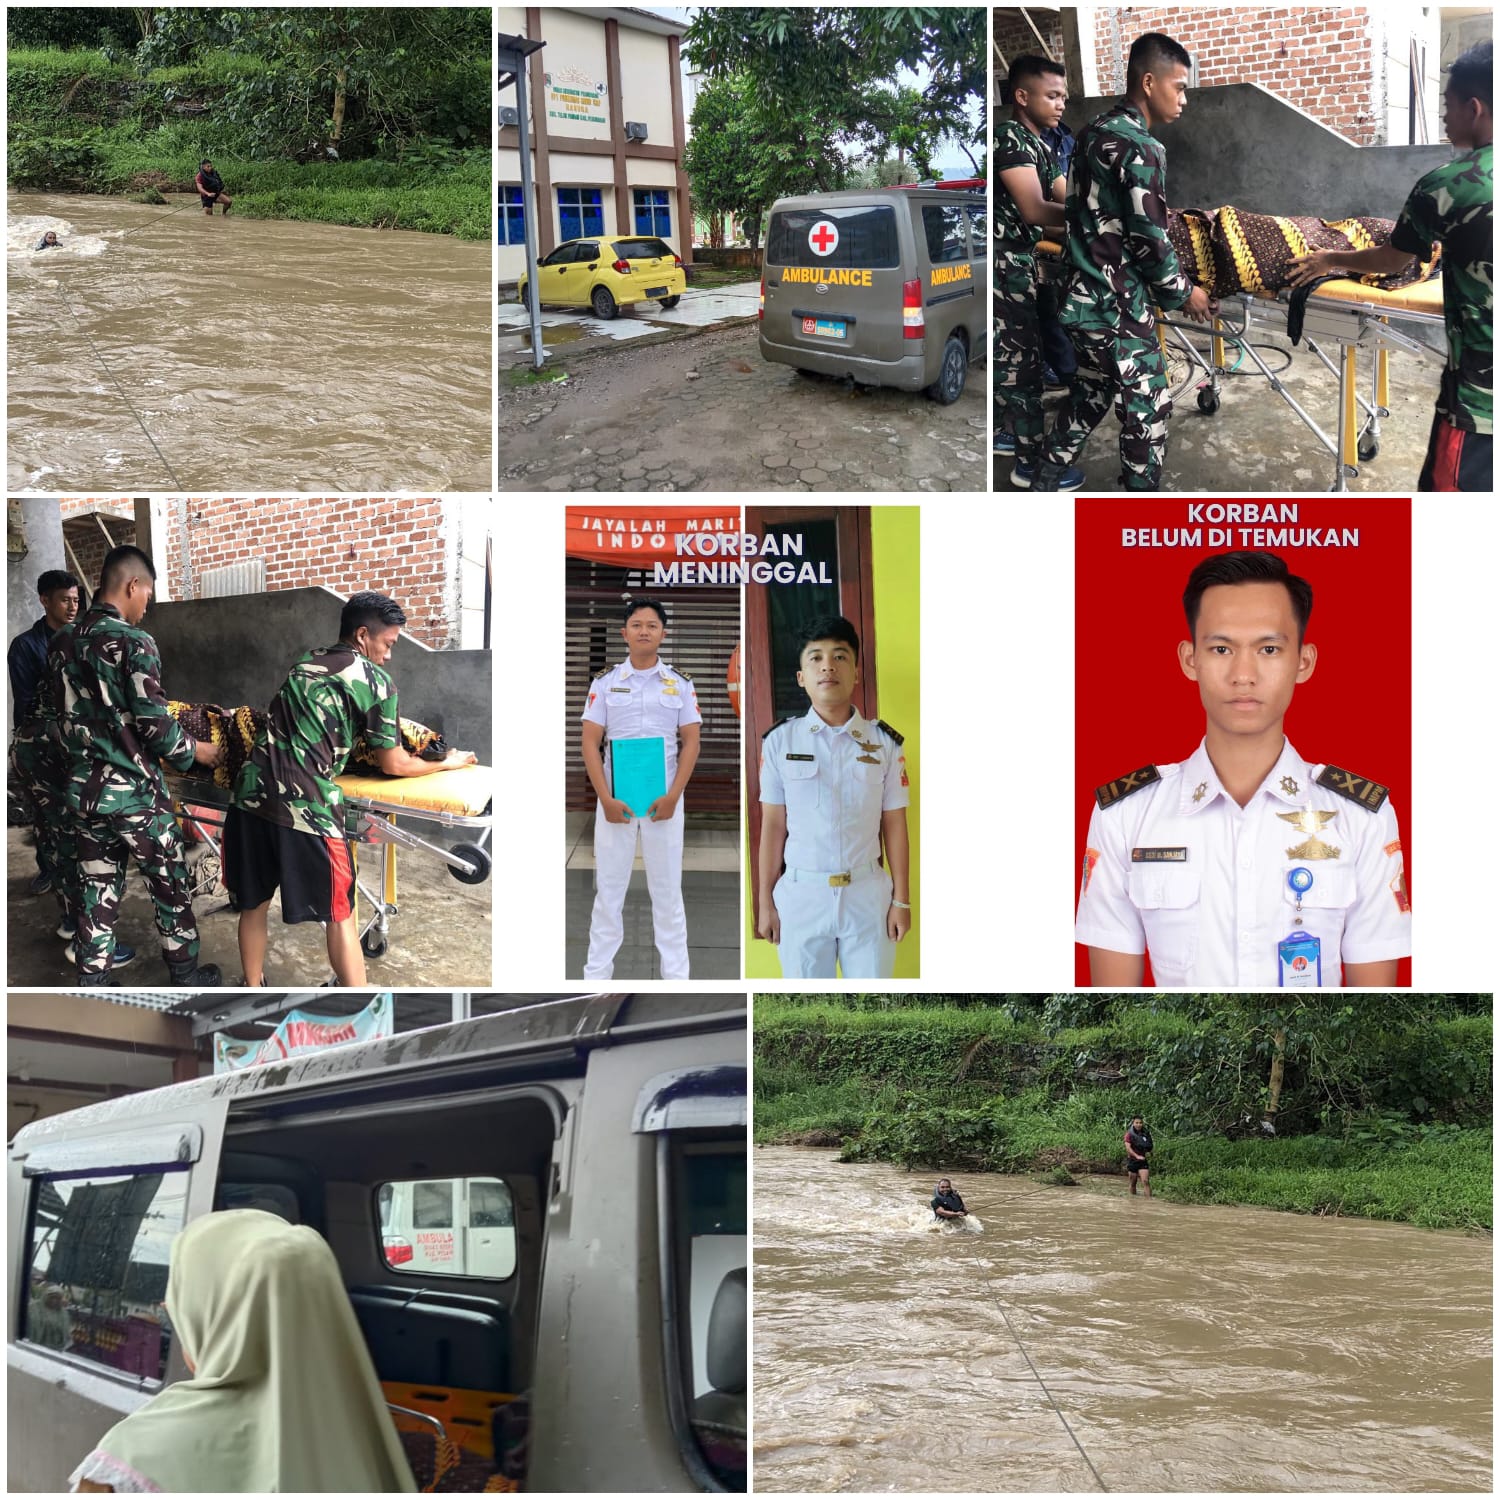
[[931, 1178, 968, 1222], [196, 159, 233, 216], [1125, 1116, 1153, 1195]]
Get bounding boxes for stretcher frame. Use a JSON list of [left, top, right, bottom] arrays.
[[167, 778, 493, 963], [1151, 286, 1446, 491]]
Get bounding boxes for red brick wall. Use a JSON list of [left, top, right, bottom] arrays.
[[993, 10, 1067, 79], [160, 498, 452, 648], [1091, 7, 1378, 144]]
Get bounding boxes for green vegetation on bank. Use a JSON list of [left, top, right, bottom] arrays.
[[755, 995, 1493, 1232], [6, 8, 489, 238]]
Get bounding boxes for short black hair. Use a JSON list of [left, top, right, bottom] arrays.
[[1183, 550, 1313, 643], [623, 598, 667, 626], [98, 545, 156, 592], [37, 570, 79, 595], [340, 590, 406, 639], [1447, 40, 1492, 108], [200, 158, 213, 166], [1127, 31, 1192, 90], [1009, 54, 1065, 96], [798, 614, 860, 661]]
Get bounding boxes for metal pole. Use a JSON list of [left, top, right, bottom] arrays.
[[515, 62, 545, 371]]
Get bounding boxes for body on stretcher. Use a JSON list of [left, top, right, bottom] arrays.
[[1033, 237, 1445, 492], [169, 764, 494, 962]]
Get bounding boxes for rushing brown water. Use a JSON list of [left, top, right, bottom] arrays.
[[754, 1147, 1492, 1492], [7, 194, 491, 492]]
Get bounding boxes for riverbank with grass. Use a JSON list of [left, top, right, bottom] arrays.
[[754, 996, 1493, 1232]]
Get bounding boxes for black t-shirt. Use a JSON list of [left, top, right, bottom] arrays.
[[1125, 1127, 1153, 1163], [931, 1190, 966, 1216]]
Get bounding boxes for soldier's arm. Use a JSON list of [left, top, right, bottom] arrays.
[[1287, 244, 1415, 288], [126, 639, 197, 772], [999, 165, 1065, 229], [1121, 143, 1194, 310]]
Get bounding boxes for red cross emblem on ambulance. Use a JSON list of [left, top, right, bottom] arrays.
[[808, 219, 839, 257]]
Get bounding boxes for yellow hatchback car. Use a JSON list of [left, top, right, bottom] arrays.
[[518, 234, 687, 320]]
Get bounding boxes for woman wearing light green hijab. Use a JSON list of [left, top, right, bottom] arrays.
[[69, 1209, 417, 1492]]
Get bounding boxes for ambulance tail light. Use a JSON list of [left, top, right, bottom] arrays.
[[382, 1234, 414, 1267], [902, 279, 924, 339], [758, 272, 765, 320], [612, 258, 632, 274]]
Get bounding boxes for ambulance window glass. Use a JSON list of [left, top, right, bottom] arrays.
[[767, 206, 899, 268], [968, 205, 988, 260], [23, 1167, 188, 1383], [763, 518, 840, 718], [922, 205, 968, 263], [413, 1180, 455, 1228], [379, 1177, 517, 1281]]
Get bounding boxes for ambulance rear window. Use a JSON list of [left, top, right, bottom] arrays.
[[922, 204, 969, 263], [767, 206, 899, 269]]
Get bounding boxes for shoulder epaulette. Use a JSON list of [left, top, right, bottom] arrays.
[[678, 669, 693, 681], [1095, 765, 1160, 810], [876, 718, 904, 746], [592, 666, 613, 680], [762, 716, 797, 741], [1316, 764, 1390, 812]]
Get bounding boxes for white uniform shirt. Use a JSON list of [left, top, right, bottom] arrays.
[[581, 658, 702, 782], [760, 707, 909, 872], [1075, 738, 1409, 987]]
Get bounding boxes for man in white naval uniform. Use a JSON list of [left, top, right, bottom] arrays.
[[580, 599, 702, 979], [1077, 550, 1409, 987], [757, 615, 911, 978]]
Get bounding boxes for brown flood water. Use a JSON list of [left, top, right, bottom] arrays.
[[7, 194, 491, 491], [754, 1147, 1492, 1492]]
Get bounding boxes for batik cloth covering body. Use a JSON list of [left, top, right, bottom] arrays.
[[231, 645, 401, 838], [69, 1209, 417, 1493], [50, 603, 203, 975], [1040, 103, 1194, 489]]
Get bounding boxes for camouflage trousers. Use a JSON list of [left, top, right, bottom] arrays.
[[1041, 312, 1173, 490], [74, 803, 200, 976], [9, 725, 79, 923], [993, 251, 1045, 461]]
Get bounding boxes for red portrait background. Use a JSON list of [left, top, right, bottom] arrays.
[[1073, 495, 1412, 987]]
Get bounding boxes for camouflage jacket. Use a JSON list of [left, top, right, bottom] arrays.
[[1062, 102, 1193, 323], [1391, 142, 1493, 435], [233, 644, 401, 838], [994, 117, 1060, 255], [52, 603, 197, 818]]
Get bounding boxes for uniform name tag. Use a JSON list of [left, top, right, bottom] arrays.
[[609, 686, 631, 693], [1278, 931, 1322, 988], [1131, 847, 1187, 862], [785, 753, 815, 761]]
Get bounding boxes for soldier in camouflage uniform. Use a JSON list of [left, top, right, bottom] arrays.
[[225, 590, 476, 986], [1034, 33, 1215, 492], [1291, 40, 1492, 491], [54, 546, 225, 985], [993, 55, 1083, 487]]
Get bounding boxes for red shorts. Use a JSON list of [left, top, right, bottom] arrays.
[[223, 805, 355, 925]]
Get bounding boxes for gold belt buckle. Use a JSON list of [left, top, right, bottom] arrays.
[[828, 872, 851, 887]]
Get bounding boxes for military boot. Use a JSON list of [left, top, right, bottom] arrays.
[[166, 958, 223, 986]]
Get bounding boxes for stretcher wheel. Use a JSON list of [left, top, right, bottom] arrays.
[[361, 930, 388, 959], [1196, 388, 1220, 414], [448, 842, 492, 885], [1358, 434, 1380, 462]]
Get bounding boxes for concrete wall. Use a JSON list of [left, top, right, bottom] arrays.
[[7, 499, 66, 649], [1063, 82, 1454, 218], [143, 587, 493, 758]]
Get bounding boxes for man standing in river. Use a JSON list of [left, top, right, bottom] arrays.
[[931, 1178, 968, 1221], [1125, 1116, 1153, 1196]]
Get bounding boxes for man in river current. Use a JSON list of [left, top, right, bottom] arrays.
[[1125, 1116, 1153, 1195], [195, 159, 233, 216], [931, 1178, 968, 1221]]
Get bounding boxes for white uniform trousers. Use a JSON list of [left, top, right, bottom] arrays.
[[774, 860, 895, 979], [584, 801, 689, 979]]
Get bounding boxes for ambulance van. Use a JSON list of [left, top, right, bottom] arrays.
[[758, 183, 988, 403], [8, 994, 747, 1493]]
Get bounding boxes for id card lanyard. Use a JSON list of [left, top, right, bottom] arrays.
[[1278, 865, 1322, 987]]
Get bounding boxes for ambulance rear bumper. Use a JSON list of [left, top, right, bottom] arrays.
[[758, 330, 930, 390]]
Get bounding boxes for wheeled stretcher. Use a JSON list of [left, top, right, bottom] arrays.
[[1034, 238, 1445, 491], [168, 764, 493, 960]]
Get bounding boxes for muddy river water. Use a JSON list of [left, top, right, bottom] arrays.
[[8, 194, 491, 491], [754, 1148, 1491, 1492]]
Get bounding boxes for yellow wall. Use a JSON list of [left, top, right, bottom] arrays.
[[745, 506, 920, 978]]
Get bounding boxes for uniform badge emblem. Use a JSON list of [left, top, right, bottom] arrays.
[[856, 754, 880, 765], [1192, 781, 1207, 802], [1277, 806, 1341, 860], [1280, 775, 1300, 795]]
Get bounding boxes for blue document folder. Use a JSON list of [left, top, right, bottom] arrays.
[[611, 736, 667, 818]]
